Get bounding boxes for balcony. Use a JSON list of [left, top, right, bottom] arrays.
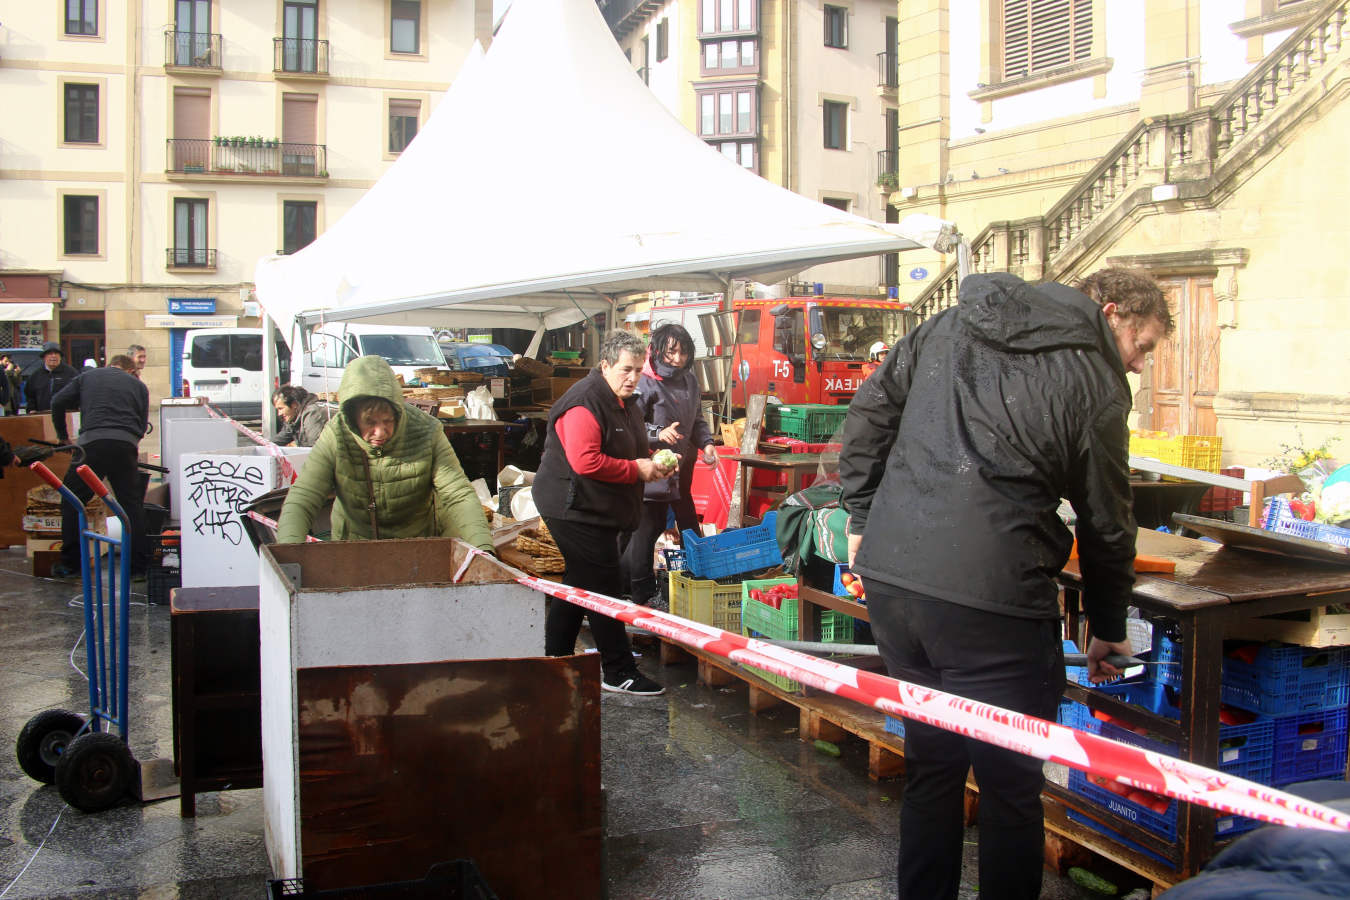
[[166, 248, 217, 269], [166, 139, 329, 180], [876, 51, 898, 89], [273, 37, 330, 77], [600, 0, 664, 38], [164, 30, 222, 71]]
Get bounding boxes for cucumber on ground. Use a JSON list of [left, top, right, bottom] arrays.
[[1069, 866, 1117, 895]]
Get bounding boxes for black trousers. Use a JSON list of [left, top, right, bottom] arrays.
[[59, 439, 149, 573], [621, 460, 699, 602], [543, 517, 637, 682], [867, 580, 1065, 900]]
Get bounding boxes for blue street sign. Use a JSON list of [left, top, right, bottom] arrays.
[[168, 298, 217, 314], [909, 267, 929, 281]]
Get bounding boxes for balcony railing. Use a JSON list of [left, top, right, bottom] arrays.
[[877, 148, 898, 175], [166, 139, 328, 177], [165, 30, 222, 69], [166, 248, 217, 268], [273, 37, 330, 75], [876, 50, 898, 88]]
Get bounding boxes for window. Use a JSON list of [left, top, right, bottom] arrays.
[[66, 0, 97, 36], [173, 198, 209, 266], [1002, 0, 1092, 80], [823, 100, 847, 150], [701, 38, 756, 73], [822, 197, 849, 212], [388, 99, 419, 153], [283, 0, 318, 73], [824, 5, 847, 49], [391, 0, 420, 54], [64, 84, 99, 144], [656, 18, 669, 61], [735, 308, 761, 344], [174, 0, 213, 66], [63, 195, 99, 255], [696, 85, 756, 138], [283, 201, 317, 254], [700, 0, 755, 35]]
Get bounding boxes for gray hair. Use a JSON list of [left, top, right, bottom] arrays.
[[598, 330, 646, 366], [127, 344, 146, 354]]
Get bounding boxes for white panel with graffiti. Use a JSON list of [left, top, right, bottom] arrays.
[[179, 447, 311, 588]]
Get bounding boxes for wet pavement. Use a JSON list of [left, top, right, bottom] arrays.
[[0, 548, 1098, 899]]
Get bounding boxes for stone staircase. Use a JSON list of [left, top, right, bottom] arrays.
[[912, 0, 1350, 320]]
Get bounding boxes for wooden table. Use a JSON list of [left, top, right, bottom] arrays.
[[793, 529, 1350, 883], [731, 452, 824, 526], [171, 585, 262, 817], [443, 418, 509, 492]]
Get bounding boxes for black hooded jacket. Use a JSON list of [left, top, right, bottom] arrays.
[[838, 272, 1137, 641]]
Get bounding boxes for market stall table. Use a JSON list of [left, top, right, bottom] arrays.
[[794, 527, 1350, 887], [731, 452, 825, 526]]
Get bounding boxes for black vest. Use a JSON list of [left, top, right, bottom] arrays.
[[533, 368, 646, 530]]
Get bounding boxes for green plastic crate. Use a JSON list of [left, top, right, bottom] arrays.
[[765, 404, 850, 442], [668, 569, 743, 634], [740, 578, 852, 691]]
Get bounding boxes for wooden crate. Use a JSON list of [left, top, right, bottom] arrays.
[[1228, 598, 1350, 648]]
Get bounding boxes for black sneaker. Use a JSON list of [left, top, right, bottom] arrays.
[[49, 562, 80, 579], [602, 671, 665, 696]]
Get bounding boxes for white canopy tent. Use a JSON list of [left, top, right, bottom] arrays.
[[252, 0, 962, 352]]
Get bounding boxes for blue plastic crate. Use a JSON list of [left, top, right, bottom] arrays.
[[1058, 699, 1102, 735], [1221, 644, 1350, 716], [660, 548, 687, 572], [884, 715, 905, 739], [681, 512, 783, 579], [1154, 634, 1182, 688], [1269, 707, 1350, 786], [1069, 769, 1177, 839], [1065, 808, 1171, 867], [1099, 716, 1273, 783]]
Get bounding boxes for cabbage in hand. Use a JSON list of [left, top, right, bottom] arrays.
[[653, 449, 680, 470]]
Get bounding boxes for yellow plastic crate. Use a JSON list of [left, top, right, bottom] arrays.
[[668, 569, 742, 634], [1129, 431, 1222, 478]]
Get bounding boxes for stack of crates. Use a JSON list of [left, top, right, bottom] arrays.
[[740, 576, 853, 691], [1128, 431, 1223, 480], [764, 404, 850, 443], [681, 513, 783, 580], [1064, 631, 1350, 853], [1200, 466, 1245, 515]]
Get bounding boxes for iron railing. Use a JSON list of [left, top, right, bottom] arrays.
[[166, 138, 328, 177], [877, 50, 898, 88], [166, 248, 217, 268], [164, 30, 221, 69], [273, 37, 330, 75]]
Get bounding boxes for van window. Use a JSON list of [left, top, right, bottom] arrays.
[[736, 309, 760, 343], [308, 334, 352, 369], [359, 333, 444, 367], [190, 333, 231, 368]]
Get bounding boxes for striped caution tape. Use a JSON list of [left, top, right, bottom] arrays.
[[245, 510, 321, 543], [450, 552, 1350, 834], [203, 404, 299, 484]]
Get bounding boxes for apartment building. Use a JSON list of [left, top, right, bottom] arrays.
[[885, 0, 1349, 461], [0, 0, 492, 429], [603, 0, 904, 298]]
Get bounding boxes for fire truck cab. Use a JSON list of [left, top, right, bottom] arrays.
[[728, 297, 914, 406]]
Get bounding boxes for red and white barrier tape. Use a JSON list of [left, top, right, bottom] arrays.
[[451, 548, 1350, 834], [245, 510, 321, 543], [203, 404, 299, 484]]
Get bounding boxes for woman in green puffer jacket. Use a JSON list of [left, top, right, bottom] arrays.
[[275, 355, 493, 550]]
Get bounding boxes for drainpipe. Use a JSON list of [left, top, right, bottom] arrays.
[[781, 0, 792, 192], [127, 1, 142, 284]]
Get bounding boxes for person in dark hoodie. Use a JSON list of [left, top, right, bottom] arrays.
[[838, 268, 1172, 900], [622, 322, 717, 608], [50, 355, 151, 579]]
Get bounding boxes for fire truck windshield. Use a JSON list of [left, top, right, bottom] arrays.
[[814, 307, 908, 360]]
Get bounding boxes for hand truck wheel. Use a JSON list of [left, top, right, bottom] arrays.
[[55, 731, 135, 812], [15, 708, 87, 784]]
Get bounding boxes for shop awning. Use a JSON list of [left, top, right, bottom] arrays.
[[0, 302, 55, 321]]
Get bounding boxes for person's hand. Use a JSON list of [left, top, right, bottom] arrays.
[[658, 421, 684, 445], [636, 458, 675, 482], [847, 532, 863, 570], [1086, 636, 1134, 683], [701, 444, 718, 467]]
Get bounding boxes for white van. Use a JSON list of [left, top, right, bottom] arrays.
[[295, 323, 444, 394], [181, 328, 289, 419]]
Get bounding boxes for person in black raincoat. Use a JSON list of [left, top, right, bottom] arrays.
[[622, 323, 717, 607], [838, 268, 1173, 900]]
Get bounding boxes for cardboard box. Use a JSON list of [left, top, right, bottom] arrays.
[[1228, 599, 1350, 648], [26, 536, 62, 557], [22, 514, 63, 533]]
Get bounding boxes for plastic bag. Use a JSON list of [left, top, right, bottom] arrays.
[[464, 386, 497, 421]]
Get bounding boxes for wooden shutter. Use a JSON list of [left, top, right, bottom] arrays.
[[173, 88, 210, 140], [1003, 0, 1092, 80], [282, 93, 318, 144]]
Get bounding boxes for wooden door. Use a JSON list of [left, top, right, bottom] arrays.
[[1143, 276, 1218, 435]]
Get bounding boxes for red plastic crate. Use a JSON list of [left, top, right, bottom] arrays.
[[1200, 466, 1244, 513]]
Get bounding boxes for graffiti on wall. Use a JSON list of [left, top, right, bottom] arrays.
[[184, 457, 266, 546]]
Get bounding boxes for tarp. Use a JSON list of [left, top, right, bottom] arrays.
[[0, 303, 55, 321], [253, 0, 956, 340]]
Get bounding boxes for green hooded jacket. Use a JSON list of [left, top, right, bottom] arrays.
[[275, 355, 493, 550]]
